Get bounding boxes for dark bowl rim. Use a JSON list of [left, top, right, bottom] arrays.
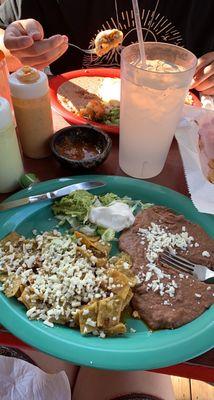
[[51, 124, 112, 164]]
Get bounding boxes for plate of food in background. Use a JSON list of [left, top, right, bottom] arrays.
[[49, 68, 201, 135], [50, 68, 121, 134]]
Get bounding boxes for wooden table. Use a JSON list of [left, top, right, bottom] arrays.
[[0, 112, 213, 382]]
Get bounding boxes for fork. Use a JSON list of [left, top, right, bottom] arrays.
[[68, 43, 96, 55], [68, 42, 124, 55], [160, 250, 214, 282]]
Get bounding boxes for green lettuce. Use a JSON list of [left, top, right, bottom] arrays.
[[98, 193, 120, 206], [52, 189, 153, 242], [52, 190, 95, 222]]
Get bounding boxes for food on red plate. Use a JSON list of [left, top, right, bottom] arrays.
[[119, 205, 214, 330], [57, 76, 120, 125], [79, 99, 106, 121]]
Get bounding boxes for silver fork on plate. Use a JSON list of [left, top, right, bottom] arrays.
[[68, 43, 96, 54], [160, 250, 214, 282]]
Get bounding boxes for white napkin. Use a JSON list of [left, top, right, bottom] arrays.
[[0, 356, 71, 400], [175, 105, 214, 214]]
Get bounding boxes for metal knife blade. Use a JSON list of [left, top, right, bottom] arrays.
[[0, 181, 105, 211]]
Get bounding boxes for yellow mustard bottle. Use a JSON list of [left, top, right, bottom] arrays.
[[9, 66, 54, 159], [0, 97, 24, 193]]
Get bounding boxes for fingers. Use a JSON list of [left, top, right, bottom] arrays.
[[12, 37, 68, 69], [190, 52, 214, 94], [12, 35, 68, 58], [4, 19, 44, 51], [4, 22, 34, 50], [10, 35, 68, 68], [20, 18, 44, 41], [200, 86, 214, 96], [21, 45, 68, 69], [193, 74, 214, 92], [28, 51, 67, 70], [195, 51, 214, 74], [4, 18, 68, 69], [191, 62, 214, 89]]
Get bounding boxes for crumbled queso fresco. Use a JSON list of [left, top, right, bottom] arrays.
[[137, 223, 203, 301], [0, 231, 110, 327]]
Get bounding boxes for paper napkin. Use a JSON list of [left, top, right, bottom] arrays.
[[175, 105, 214, 215], [0, 355, 71, 400]]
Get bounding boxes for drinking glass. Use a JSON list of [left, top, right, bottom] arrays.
[[119, 42, 197, 178]]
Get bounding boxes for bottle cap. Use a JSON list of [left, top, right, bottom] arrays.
[[9, 66, 49, 99], [0, 97, 13, 130]]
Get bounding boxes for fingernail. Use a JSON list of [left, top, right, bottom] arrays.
[[55, 35, 64, 43], [62, 35, 68, 42], [29, 31, 40, 37]]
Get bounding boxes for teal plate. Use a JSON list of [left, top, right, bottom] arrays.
[[0, 175, 213, 370]]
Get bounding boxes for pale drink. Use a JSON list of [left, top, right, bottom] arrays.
[[119, 43, 197, 179]]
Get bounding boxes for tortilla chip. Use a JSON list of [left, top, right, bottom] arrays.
[[18, 287, 37, 309], [122, 289, 133, 311], [108, 269, 130, 300], [97, 296, 123, 329], [79, 301, 98, 334], [110, 253, 136, 287], [105, 323, 127, 336], [51, 315, 68, 325], [96, 257, 108, 268], [75, 231, 110, 257], [77, 246, 94, 260], [0, 273, 7, 283], [3, 275, 22, 298]]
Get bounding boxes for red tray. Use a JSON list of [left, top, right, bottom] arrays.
[[49, 68, 201, 135], [49, 68, 120, 135]]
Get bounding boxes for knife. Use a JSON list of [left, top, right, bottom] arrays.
[[0, 181, 106, 211]]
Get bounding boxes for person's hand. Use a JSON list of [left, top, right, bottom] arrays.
[[3, 18, 68, 69], [191, 52, 214, 96]]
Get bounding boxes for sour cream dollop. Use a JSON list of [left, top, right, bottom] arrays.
[[89, 201, 135, 232]]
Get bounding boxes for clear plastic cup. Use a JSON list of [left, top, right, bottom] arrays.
[[119, 42, 197, 179]]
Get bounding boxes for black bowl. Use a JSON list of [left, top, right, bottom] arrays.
[[51, 125, 112, 170]]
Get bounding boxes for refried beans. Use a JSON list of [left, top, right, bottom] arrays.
[[119, 206, 214, 330]]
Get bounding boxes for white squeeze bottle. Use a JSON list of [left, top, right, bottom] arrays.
[[0, 97, 24, 193], [9, 66, 54, 159]]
